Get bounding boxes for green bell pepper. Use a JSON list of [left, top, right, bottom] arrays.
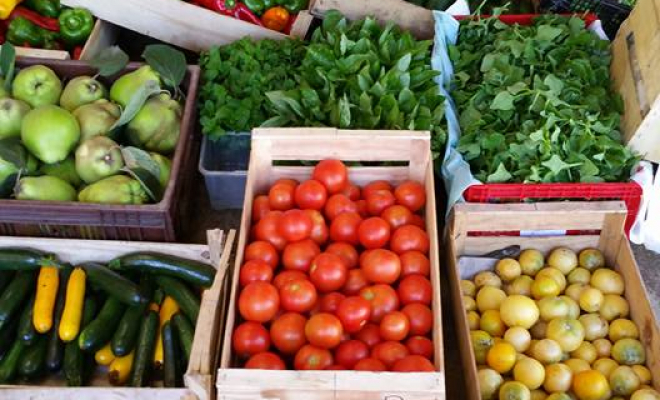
[[58, 7, 94, 46], [282, 0, 306, 12], [7, 17, 50, 47], [22, 0, 61, 18], [244, 0, 265, 15], [262, 0, 274, 9]]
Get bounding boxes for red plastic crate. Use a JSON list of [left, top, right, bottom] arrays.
[[464, 182, 643, 236]]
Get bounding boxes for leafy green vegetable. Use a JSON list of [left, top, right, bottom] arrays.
[[265, 11, 447, 159], [199, 38, 306, 139], [450, 15, 638, 183]]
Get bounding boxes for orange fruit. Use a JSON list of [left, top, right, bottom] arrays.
[[631, 365, 652, 385], [500, 295, 540, 329], [570, 342, 597, 364], [514, 357, 545, 390], [506, 275, 534, 297], [600, 295, 629, 321], [546, 318, 585, 352], [471, 330, 494, 365], [532, 276, 561, 299], [572, 370, 611, 400], [578, 248, 605, 271], [612, 338, 646, 366], [592, 338, 612, 358], [537, 268, 567, 291], [530, 339, 563, 365], [568, 268, 591, 285], [519, 249, 545, 276], [504, 327, 532, 353], [564, 358, 591, 374], [475, 271, 502, 288], [481, 310, 507, 337], [579, 287, 604, 313], [486, 342, 517, 374], [631, 388, 660, 400], [590, 268, 624, 295], [464, 295, 477, 312], [530, 389, 548, 400], [467, 310, 481, 330], [609, 365, 641, 396], [497, 258, 522, 282], [592, 358, 619, 379], [565, 283, 586, 302], [478, 368, 504, 400], [499, 381, 531, 400], [579, 314, 609, 341], [543, 363, 572, 393], [461, 279, 476, 296], [609, 319, 639, 342], [547, 248, 578, 275], [477, 286, 507, 313]]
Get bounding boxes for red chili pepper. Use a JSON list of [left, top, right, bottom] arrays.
[[9, 7, 59, 32], [191, 0, 234, 16], [192, 0, 262, 26], [73, 46, 83, 60], [233, 3, 263, 26]]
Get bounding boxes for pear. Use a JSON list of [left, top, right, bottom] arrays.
[[40, 156, 82, 187], [75, 136, 125, 184], [0, 98, 31, 140], [126, 93, 181, 154], [12, 65, 62, 108], [150, 153, 172, 189], [73, 99, 121, 141], [78, 175, 148, 205], [15, 176, 77, 202], [21, 105, 80, 164], [60, 76, 107, 112], [110, 66, 161, 108]]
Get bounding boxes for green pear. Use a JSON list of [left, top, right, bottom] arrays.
[[150, 153, 172, 189], [60, 76, 107, 112], [78, 175, 148, 205], [109, 66, 161, 108], [12, 65, 63, 108], [21, 105, 80, 164], [0, 98, 31, 140], [15, 175, 77, 202], [40, 156, 82, 187], [126, 93, 181, 154], [73, 99, 121, 141], [75, 136, 124, 184]]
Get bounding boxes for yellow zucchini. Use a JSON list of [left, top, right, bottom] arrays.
[[154, 297, 180, 368], [33, 266, 59, 334], [94, 342, 115, 366], [108, 350, 134, 386], [59, 268, 86, 342]]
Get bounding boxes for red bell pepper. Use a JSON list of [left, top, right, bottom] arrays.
[[9, 6, 59, 32], [232, 2, 263, 25], [192, 0, 263, 26], [73, 45, 83, 60]]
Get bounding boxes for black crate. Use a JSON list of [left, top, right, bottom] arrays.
[[540, 0, 632, 39]]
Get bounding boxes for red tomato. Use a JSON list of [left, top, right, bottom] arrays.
[[391, 355, 434, 372], [238, 282, 280, 323], [304, 209, 329, 246], [390, 225, 430, 255], [325, 364, 347, 370], [360, 249, 401, 285], [381, 205, 413, 230], [270, 312, 307, 355], [282, 239, 320, 272], [359, 285, 400, 323], [358, 217, 391, 249], [366, 190, 396, 216], [398, 275, 432, 305], [405, 336, 434, 359], [273, 270, 307, 290], [252, 195, 271, 222], [335, 340, 369, 369], [355, 323, 382, 348], [294, 345, 333, 370], [343, 269, 369, 295], [394, 181, 426, 212], [371, 341, 410, 368], [341, 184, 361, 201], [269, 182, 296, 211], [400, 251, 431, 277], [356, 199, 369, 218], [319, 292, 346, 314], [245, 240, 279, 269], [305, 313, 344, 349], [274, 178, 299, 188], [239, 260, 273, 287], [336, 296, 372, 333], [409, 214, 426, 229], [329, 212, 362, 245], [324, 194, 358, 221], [325, 242, 358, 269], [255, 211, 287, 251], [294, 180, 327, 210], [358, 249, 374, 267], [401, 303, 433, 336], [279, 209, 313, 242], [362, 181, 393, 199], [312, 159, 348, 194], [309, 253, 348, 293], [232, 321, 270, 358], [379, 311, 410, 341], [245, 352, 286, 370], [354, 358, 387, 371], [280, 279, 317, 313]]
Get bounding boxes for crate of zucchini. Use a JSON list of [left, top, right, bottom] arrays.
[[0, 229, 234, 400], [0, 47, 199, 241]]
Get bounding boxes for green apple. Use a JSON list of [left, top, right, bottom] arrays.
[[12, 65, 63, 108], [60, 76, 107, 112], [40, 156, 82, 187], [15, 175, 77, 202], [73, 99, 121, 141], [21, 105, 80, 164], [0, 98, 31, 140], [75, 136, 124, 184], [126, 93, 181, 155], [109, 65, 161, 108], [78, 175, 148, 205]]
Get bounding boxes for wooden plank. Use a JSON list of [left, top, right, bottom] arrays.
[[0, 388, 193, 400], [462, 235, 601, 256], [15, 48, 70, 60], [309, 0, 435, 39], [80, 20, 120, 61], [290, 10, 315, 39]]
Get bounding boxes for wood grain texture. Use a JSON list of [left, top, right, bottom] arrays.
[[80, 20, 120, 61]]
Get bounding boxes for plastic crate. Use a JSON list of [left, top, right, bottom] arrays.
[[464, 182, 643, 236], [199, 132, 250, 210], [540, 0, 632, 39], [0, 59, 200, 242]]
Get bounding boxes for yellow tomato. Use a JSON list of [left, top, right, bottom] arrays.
[[461, 279, 477, 297], [579, 314, 609, 341], [593, 358, 619, 379], [609, 318, 639, 342], [514, 357, 545, 390], [504, 326, 532, 353], [500, 295, 540, 329], [590, 268, 624, 295], [478, 368, 504, 400], [475, 271, 502, 288], [499, 381, 531, 400], [579, 248, 605, 271], [572, 370, 611, 400], [481, 309, 506, 337], [477, 286, 507, 313], [519, 249, 545, 276], [543, 363, 573, 393], [579, 287, 604, 313], [609, 365, 641, 396], [546, 318, 585, 352], [570, 342, 597, 364], [487, 342, 517, 374]]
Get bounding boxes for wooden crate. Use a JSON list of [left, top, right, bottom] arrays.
[[217, 128, 445, 400], [60, 0, 314, 52], [610, 0, 660, 163], [0, 229, 236, 400], [14, 20, 118, 61], [445, 201, 660, 400]]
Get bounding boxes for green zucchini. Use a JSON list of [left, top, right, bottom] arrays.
[[0, 271, 36, 331], [154, 275, 200, 323], [153, 288, 164, 305], [162, 321, 179, 387], [18, 335, 47, 378], [109, 253, 216, 288], [129, 309, 158, 387], [111, 274, 154, 357], [17, 294, 38, 345], [45, 267, 71, 372], [0, 248, 57, 271], [171, 313, 193, 365], [0, 317, 19, 361], [0, 270, 13, 293], [78, 297, 125, 353], [81, 262, 147, 307], [0, 339, 25, 382], [64, 296, 98, 386]]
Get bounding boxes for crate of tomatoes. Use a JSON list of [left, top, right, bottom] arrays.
[[217, 128, 445, 399]]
